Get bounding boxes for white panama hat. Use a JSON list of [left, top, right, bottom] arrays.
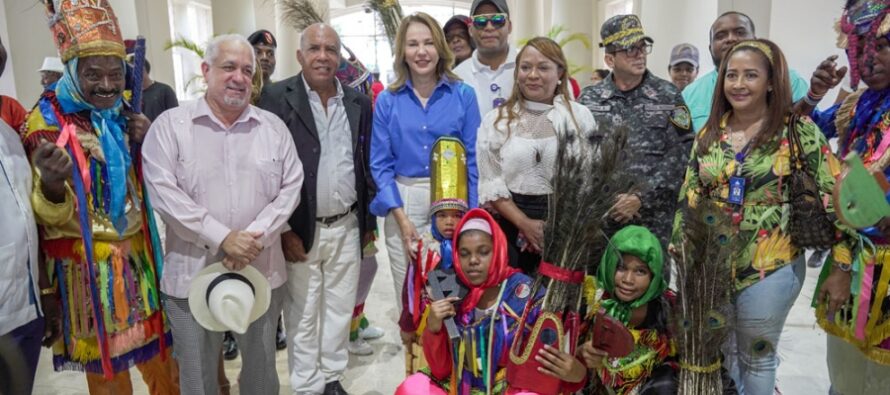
[[38, 57, 64, 73], [188, 262, 271, 334]]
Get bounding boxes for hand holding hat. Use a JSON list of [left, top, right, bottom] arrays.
[[188, 262, 272, 334]]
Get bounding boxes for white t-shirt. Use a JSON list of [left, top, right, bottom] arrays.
[[455, 47, 518, 116]]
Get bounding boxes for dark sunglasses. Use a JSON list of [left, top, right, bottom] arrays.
[[472, 13, 507, 29]]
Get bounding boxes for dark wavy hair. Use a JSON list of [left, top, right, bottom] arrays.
[[697, 38, 792, 157]]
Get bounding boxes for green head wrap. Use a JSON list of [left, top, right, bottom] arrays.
[[596, 225, 666, 323]]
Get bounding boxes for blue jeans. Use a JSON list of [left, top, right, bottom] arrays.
[[725, 256, 805, 395], [0, 316, 44, 395]]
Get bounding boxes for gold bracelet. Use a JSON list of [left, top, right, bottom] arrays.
[[40, 287, 57, 296]]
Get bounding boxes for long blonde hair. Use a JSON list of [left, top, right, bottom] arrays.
[[388, 12, 460, 91], [494, 37, 578, 135]]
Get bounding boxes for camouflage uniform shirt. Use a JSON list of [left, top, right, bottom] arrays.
[[579, 70, 693, 247]]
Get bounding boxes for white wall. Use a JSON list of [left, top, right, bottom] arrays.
[[3, 0, 58, 107], [0, 0, 16, 98], [640, 0, 717, 81]]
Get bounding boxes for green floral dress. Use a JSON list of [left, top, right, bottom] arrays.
[[672, 113, 852, 291]]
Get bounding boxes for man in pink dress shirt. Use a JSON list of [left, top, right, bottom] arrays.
[[141, 34, 304, 395]]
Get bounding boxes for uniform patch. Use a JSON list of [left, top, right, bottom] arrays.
[[514, 283, 530, 299], [670, 105, 692, 131], [587, 105, 611, 112]]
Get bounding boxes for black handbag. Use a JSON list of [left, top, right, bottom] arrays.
[[786, 114, 836, 250]]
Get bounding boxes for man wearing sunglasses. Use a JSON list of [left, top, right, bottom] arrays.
[[454, 0, 516, 116], [579, 14, 692, 257]]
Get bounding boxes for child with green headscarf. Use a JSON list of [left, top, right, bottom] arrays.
[[580, 225, 678, 395]]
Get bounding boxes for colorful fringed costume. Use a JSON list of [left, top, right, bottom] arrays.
[[587, 226, 677, 395], [400, 137, 470, 375], [809, 2, 890, 375], [396, 209, 585, 395], [22, 1, 172, 388]]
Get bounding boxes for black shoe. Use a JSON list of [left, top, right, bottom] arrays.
[[323, 381, 349, 395], [276, 318, 287, 351], [223, 331, 239, 360]]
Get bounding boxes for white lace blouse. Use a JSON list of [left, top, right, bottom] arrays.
[[476, 96, 597, 205]]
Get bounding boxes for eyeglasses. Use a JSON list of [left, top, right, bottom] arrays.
[[615, 43, 653, 57], [472, 13, 507, 29]]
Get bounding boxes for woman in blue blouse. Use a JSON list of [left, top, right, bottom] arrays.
[[371, 12, 481, 320]]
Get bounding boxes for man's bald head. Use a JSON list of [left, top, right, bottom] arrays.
[[300, 23, 341, 53]]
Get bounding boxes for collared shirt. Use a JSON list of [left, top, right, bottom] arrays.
[[142, 97, 304, 298], [302, 78, 356, 217], [683, 68, 809, 132], [0, 119, 41, 335], [454, 46, 518, 117], [370, 78, 481, 217]]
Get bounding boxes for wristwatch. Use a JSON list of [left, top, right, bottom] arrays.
[[40, 287, 57, 296]]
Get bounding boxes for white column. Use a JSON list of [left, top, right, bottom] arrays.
[[551, 0, 596, 86], [508, 0, 543, 47], [133, 0, 177, 90], [3, 0, 57, 106], [212, 0, 257, 36]]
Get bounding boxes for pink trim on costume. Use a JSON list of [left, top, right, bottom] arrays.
[[856, 262, 875, 341]]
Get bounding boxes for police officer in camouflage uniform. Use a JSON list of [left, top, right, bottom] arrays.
[[579, 14, 692, 248]]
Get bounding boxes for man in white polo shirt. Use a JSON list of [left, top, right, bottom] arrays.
[[454, 0, 517, 117]]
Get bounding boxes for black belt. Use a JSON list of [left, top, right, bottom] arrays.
[[316, 203, 358, 225]]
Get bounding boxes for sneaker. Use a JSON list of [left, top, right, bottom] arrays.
[[360, 325, 385, 340], [324, 381, 350, 395], [276, 317, 287, 350], [808, 249, 829, 268], [347, 338, 374, 356], [223, 332, 239, 360]]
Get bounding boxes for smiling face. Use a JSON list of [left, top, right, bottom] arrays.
[[858, 37, 890, 90], [613, 254, 652, 302], [404, 21, 440, 81], [435, 209, 463, 239], [669, 62, 698, 90], [723, 49, 771, 115], [458, 230, 493, 286], [77, 55, 125, 109], [202, 40, 254, 115], [517, 45, 562, 104], [298, 24, 341, 91]]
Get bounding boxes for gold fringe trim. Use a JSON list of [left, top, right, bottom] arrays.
[[835, 89, 866, 144], [879, 14, 890, 38], [679, 359, 722, 373], [836, 20, 849, 49], [817, 305, 890, 365]]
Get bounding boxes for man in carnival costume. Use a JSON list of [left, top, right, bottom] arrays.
[[21, 0, 176, 392], [803, 0, 890, 393]]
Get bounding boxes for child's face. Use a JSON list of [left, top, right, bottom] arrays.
[[613, 254, 652, 302], [435, 209, 463, 239], [458, 230, 493, 286]]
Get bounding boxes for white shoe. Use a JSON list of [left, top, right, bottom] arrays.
[[348, 338, 374, 356], [360, 326, 385, 340]]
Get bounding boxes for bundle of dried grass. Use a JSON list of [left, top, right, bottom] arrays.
[[673, 199, 736, 394], [367, 0, 404, 51]]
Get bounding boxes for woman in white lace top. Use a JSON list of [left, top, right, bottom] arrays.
[[476, 37, 596, 273]]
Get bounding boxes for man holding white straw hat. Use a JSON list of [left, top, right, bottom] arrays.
[[143, 33, 304, 395]]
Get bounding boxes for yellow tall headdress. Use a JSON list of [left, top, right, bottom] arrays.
[[45, 0, 126, 63], [430, 137, 469, 214]]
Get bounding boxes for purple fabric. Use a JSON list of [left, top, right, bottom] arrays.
[[355, 255, 378, 306]]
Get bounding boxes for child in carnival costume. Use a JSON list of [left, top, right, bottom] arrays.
[[579, 226, 677, 395], [807, 0, 890, 392], [400, 137, 470, 374], [21, 0, 175, 392], [396, 208, 587, 394]]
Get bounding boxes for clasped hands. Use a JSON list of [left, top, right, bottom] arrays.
[[221, 230, 264, 270]]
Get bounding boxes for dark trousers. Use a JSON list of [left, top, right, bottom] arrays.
[[496, 193, 548, 275], [0, 316, 44, 395]]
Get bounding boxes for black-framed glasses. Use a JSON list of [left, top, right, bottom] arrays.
[[616, 43, 653, 57], [472, 13, 507, 29]]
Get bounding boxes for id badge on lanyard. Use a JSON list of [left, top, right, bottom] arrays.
[[727, 149, 750, 206]]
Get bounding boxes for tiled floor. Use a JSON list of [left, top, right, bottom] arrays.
[[31, 235, 831, 395]]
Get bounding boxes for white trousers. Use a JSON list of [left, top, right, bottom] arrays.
[[383, 177, 431, 315], [285, 214, 361, 395]]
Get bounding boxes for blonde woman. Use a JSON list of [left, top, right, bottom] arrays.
[[370, 12, 481, 321]]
